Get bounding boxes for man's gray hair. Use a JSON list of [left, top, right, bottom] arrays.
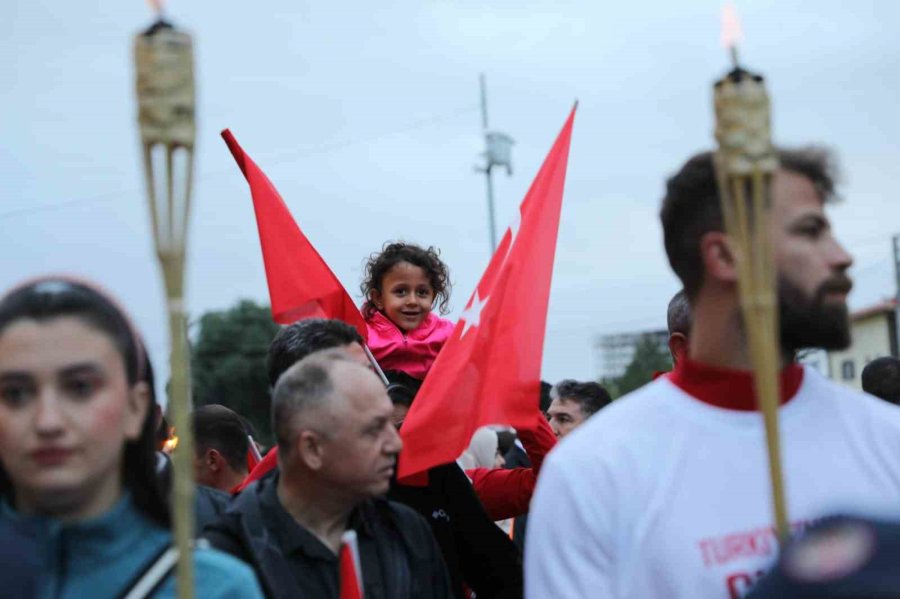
[[271, 348, 353, 452], [667, 289, 692, 336]]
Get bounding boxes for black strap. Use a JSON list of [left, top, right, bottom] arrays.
[[115, 544, 179, 599]]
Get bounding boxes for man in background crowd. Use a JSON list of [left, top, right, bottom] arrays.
[[545, 380, 612, 439], [667, 289, 691, 366], [862, 356, 900, 405], [232, 318, 523, 599], [192, 404, 250, 494], [205, 350, 451, 598]]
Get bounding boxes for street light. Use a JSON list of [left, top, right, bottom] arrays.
[[476, 74, 514, 253]]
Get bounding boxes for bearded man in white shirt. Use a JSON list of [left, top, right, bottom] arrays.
[[526, 148, 900, 599]]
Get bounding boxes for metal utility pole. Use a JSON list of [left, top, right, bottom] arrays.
[[476, 74, 514, 255], [893, 234, 900, 357], [480, 74, 497, 252]]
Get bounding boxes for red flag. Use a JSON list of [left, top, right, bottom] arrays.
[[398, 105, 577, 478], [339, 530, 364, 599], [221, 129, 368, 339]]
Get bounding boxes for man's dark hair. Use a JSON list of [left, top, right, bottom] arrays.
[[387, 383, 416, 408], [539, 381, 552, 413], [551, 380, 612, 418], [191, 404, 250, 473], [667, 289, 692, 336], [236, 413, 258, 440], [861, 357, 900, 406], [267, 318, 363, 387], [385, 370, 422, 408], [660, 147, 839, 298], [496, 430, 516, 456]]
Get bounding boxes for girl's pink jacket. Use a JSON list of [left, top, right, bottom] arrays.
[[365, 310, 455, 380]]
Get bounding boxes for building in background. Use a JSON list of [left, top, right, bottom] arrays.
[[826, 299, 899, 390], [593, 299, 900, 392], [594, 329, 668, 380]]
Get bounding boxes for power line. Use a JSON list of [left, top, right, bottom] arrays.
[[0, 105, 479, 221]]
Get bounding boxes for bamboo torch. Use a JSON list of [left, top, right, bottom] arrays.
[[713, 5, 788, 542], [134, 3, 197, 596]]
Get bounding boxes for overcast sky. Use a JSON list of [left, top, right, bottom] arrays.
[[3, 0, 899, 401]]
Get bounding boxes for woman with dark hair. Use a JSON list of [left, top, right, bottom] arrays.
[[0, 277, 262, 598]]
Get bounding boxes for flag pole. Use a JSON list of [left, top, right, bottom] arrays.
[[363, 344, 390, 386], [247, 435, 263, 463], [339, 530, 365, 599]]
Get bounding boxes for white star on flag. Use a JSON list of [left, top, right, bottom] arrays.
[[460, 290, 489, 339]]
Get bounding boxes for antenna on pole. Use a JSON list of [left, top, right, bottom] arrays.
[[475, 73, 514, 255]]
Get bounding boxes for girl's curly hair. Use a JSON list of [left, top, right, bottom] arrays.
[[361, 242, 451, 319]]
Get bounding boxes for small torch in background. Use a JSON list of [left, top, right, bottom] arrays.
[[163, 427, 180, 454], [134, 2, 197, 596], [713, 4, 789, 541]]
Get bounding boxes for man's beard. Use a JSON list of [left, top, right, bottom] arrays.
[[778, 273, 853, 353]]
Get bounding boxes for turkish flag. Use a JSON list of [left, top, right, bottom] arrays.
[[339, 530, 364, 599], [398, 105, 576, 478], [221, 129, 368, 339]]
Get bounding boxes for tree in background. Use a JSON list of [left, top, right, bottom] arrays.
[[601, 334, 672, 399], [191, 300, 279, 445]]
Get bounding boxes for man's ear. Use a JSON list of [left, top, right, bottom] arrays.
[[699, 231, 738, 285], [669, 332, 688, 365], [206, 448, 223, 472], [124, 381, 151, 441], [296, 430, 325, 471]]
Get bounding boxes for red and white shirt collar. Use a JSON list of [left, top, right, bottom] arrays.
[[668, 357, 804, 412]]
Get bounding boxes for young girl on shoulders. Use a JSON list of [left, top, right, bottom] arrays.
[[361, 242, 454, 380]]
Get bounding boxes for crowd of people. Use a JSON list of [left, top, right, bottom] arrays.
[[3, 145, 900, 599]]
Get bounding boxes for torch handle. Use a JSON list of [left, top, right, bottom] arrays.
[[713, 54, 787, 544], [165, 272, 195, 599], [729, 172, 790, 542], [135, 23, 197, 598], [750, 169, 790, 542]]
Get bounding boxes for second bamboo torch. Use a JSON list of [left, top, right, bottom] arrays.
[[713, 8, 789, 542]]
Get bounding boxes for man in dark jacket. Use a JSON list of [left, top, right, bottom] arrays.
[[156, 447, 232, 533], [205, 350, 451, 598], [231, 319, 524, 598]]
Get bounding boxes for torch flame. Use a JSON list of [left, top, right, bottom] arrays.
[[147, 0, 164, 17], [162, 427, 179, 454], [720, 2, 744, 50]]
